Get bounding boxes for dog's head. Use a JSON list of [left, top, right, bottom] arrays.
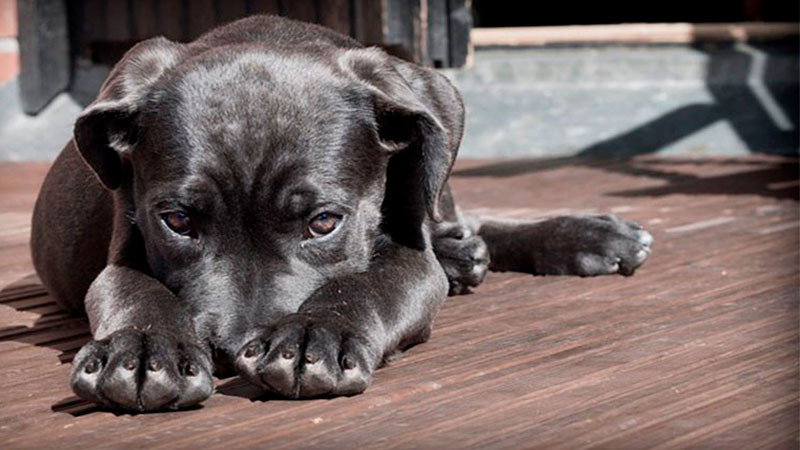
[[72, 37, 457, 359]]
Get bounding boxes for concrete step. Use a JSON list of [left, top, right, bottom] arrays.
[[445, 42, 798, 157]]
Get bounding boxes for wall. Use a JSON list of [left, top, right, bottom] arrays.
[[0, 0, 18, 86]]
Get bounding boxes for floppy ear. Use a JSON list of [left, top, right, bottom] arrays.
[[73, 101, 139, 190], [73, 37, 184, 190], [339, 48, 460, 249]]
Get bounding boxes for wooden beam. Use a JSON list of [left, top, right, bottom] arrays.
[[471, 22, 800, 47], [447, 0, 471, 67], [427, 0, 449, 67], [186, 0, 215, 40], [248, 0, 280, 15], [216, 0, 247, 26], [317, 0, 351, 35], [17, 0, 69, 114], [352, 0, 384, 45], [281, 0, 317, 23], [155, 0, 186, 42], [385, 0, 421, 62]]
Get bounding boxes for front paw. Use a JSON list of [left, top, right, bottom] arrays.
[[542, 214, 653, 277], [71, 329, 213, 411], [235, 314, 376, 398], [433, 222, 490, 295]]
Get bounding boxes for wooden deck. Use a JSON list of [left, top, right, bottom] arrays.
[[0, 156, 798, 449]]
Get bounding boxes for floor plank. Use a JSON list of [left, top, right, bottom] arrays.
[[0, 156, 797, 449]]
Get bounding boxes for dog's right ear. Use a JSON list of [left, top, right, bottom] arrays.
[[73, 37, 184, 190], [73, 101, 138, 190]]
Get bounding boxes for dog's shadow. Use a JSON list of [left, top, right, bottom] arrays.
[[49, 377, 276, 417], [48, 379, 278, 417], [215, 377, 281, 401]]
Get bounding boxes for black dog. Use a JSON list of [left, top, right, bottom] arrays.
[[30, 16, 652, 411]]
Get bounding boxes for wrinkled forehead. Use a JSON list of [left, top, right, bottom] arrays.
[[175, 49, 359, 153], [136, 47, 382, 203]]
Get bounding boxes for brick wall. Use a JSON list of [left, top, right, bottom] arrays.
[[0, 0, 18, 86]]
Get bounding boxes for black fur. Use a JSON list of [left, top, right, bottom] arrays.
[[30, 16, 652, 411]]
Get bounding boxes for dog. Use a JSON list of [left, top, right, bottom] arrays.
[[30, 15, 652, 411]]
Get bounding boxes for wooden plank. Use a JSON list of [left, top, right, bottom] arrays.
[[471, 22, 800, 47], [248, 0, 280, 15], [352, 0, 384, 45], [16, 0, 70, 114], [317, 0, 351, 35], [384, 0, 421, 62], [215, 0, 246, 25], [427, 0, 449, 67], [104, 0, 131, 42], [187, 0, 216, 39], [0, 157, 797, 447], [281, 0, 317, 23], [447, 0, 471, 67], [79, 0, 107, 48], [131, 0, 158, 39], [156, 0, 186, 41]]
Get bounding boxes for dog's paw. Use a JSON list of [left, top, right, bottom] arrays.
[[433, 222, 490, 295], [541, 214, 653, 277], [235, 314, 376, 398], [71, 329, 213, 411]]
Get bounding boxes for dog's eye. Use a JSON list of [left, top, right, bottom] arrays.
[[307, 212, 342, 238], [161, 211, 194, 236]]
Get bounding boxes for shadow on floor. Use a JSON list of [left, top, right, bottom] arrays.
[[0, 273, 89, 364], [216, 377, 289, 401], [605, 159, 799, 200], [453, 157, 799, 202], [0, 275, 102, 415]]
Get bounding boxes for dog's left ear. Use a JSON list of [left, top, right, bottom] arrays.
[[339, 48, 461, 249]]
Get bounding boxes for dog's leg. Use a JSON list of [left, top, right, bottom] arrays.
[[31, 143, 114, 314], [234, 242, 448, 398], [70, 265, 213, 411], [474, 214, 653, 277]]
